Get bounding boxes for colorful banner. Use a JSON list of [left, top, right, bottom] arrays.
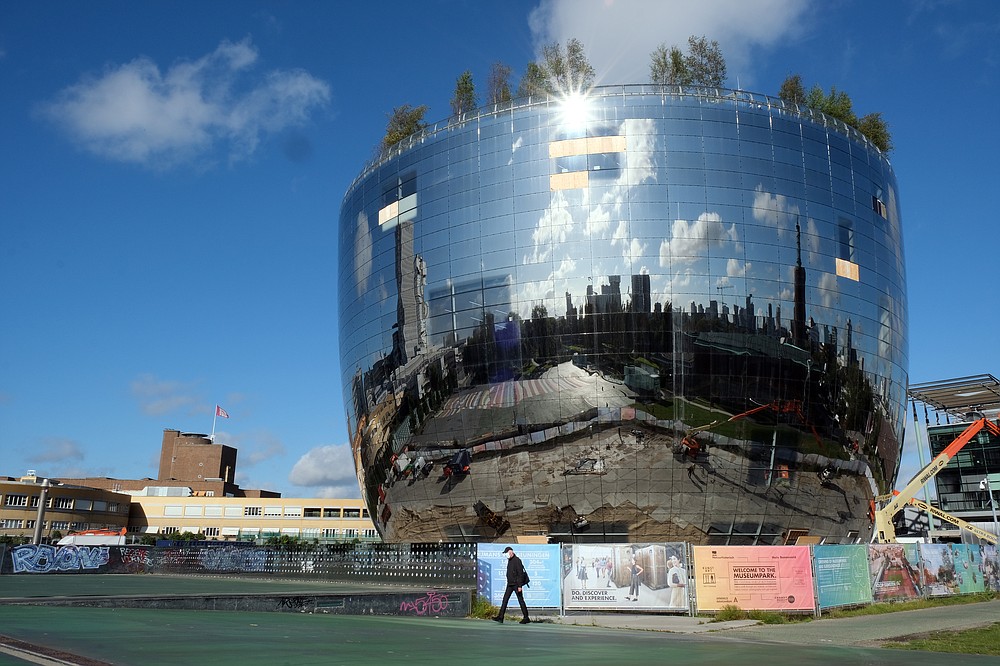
[[868, 543, 922, 602], [562, 543, 689, 611], [477, 543, 560, 608], [983, 546, 1000, 592], [919, 543, 986, 596], [691, 545, 815, 611], [814, 544, 873, 609]]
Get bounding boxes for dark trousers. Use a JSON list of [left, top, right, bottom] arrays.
[[498, 584, 528, 620]]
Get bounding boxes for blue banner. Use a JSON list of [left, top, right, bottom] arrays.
[[813, 544, 873, 609], [477, 543, 560, 608]]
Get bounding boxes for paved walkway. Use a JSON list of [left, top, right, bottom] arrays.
[[544, 599, 1000, 645], [2, 575, 999, 665]]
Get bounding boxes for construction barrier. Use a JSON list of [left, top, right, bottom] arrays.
[[3, 540, 999, 615]]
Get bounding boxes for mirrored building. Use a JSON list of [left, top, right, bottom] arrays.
[[338, 86, 908, 545]]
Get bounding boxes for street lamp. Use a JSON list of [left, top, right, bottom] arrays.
[[980, 477, 999, 541]]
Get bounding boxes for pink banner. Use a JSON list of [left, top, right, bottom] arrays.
[[692, 545, 815, 611]]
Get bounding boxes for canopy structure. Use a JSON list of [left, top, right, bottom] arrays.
[[908, 374, 1000, 417]]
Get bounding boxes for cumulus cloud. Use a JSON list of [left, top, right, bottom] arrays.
[[130, 374, 200, 416], [41, 38, 330, 168], [529, 0, 811, 87], [658, 212, 737, 266], [28, 438, 85, 464], [288, 444, 361, 498]]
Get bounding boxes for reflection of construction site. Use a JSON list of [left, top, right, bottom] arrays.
[[377, 379, 877, 544]]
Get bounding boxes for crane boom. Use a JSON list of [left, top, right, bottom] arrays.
[[875, 417, 1000, 543], [907, 498, 997, 545]]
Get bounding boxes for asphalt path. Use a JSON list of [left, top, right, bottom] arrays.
[[2, 606, 997, 666], [2, 604, 1000, 665], [2, 576, 999, 665]]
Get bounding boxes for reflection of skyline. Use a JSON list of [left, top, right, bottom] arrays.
[[339, 86, 908, 544]]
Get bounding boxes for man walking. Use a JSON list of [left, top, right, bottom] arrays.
[[493, 546, 531, 624]]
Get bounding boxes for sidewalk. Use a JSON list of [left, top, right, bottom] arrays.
[[540, 599, 1000, 646]]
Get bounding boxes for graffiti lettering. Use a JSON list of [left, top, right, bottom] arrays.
[[120, 547, 150, 566], [399, 591, 450, 615], [278, 596, 309, 610], [11, 545, 110, 574], [198, 547, 270, 572]]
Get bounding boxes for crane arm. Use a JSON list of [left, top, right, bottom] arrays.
[[908, 498, 997, 545], [875, 417, 1000, 543]]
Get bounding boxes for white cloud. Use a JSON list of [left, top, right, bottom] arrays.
[[42, 38, 330, 168], [658, 212, 737, 266], [529, 0, 811, 87], [28, 438, 85, 464], [288, 444, 361, 498], [130, 373, 200, 416]]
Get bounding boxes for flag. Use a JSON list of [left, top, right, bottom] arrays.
[[216, 405, 229, 419]]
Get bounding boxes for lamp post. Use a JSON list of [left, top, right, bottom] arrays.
[[31, 478, 51, 545], [980, 477, 999, 541]]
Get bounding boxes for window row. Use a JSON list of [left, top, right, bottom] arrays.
[[2, 494, 122, 512]]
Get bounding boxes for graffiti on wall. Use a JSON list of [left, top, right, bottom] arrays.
[[399, 591, 451, 615], [11, 545, 110, 573], [198, 546, 270, 572]]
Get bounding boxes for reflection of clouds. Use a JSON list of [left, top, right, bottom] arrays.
[[726, 257, 750, 278], [527, 191, 574, 264], [354, 210, 372, 295], [658, 212, 737, 266], [586, 200, 612, 236], [752, 185, 798, 237], [817, 271, 840, 309], [613, 220, 648, 261], [508, 136, 524, 166], [553, 257, 577, 279], [528, 119, 658, 270]]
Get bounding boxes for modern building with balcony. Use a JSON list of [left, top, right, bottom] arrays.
[[910, 374, 1000, 542], [339, 85, 908, 545]]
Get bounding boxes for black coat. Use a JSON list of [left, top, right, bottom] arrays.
[[505, 554, 529, 587]]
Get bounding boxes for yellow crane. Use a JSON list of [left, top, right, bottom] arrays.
[[874, 417, 1000, 544]]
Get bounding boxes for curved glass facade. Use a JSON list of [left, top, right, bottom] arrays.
[[339, 86, 908, 545]]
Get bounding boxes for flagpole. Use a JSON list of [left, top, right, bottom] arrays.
[[211, 406, 218, 442]]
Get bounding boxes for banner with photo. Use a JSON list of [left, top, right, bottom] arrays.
[[919, 543, 986, 597], [691, 545, 815, 611], [982, 546, 1000, 592], [813, 544, 873, 609], [477, 543, 560, 608], [868, 543, 922, 602], [561, 543, 689, 611]]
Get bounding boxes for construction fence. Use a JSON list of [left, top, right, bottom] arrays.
[[2, 540, 998, 615]]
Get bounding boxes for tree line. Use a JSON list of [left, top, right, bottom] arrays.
[[382, 37, 891, 153]]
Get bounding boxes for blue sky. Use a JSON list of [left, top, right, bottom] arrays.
[[2, 1, 998, 498]]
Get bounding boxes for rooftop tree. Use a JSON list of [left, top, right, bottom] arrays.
[[487, 62, 513, 104], [517, 61, 548, 97], [780, 74, 893, 152], [650, 44, 690, 87], [381, 104, 428, 152], [450, 70, 478, 117], [684, 35, 726, 86], [777, 74, 807, 105], [649, 35, 726, 87], [518, 37, 595, 96]]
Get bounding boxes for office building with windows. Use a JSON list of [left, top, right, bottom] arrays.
[[909, 375, 1000, 542], [339, 85, 908, 544]]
